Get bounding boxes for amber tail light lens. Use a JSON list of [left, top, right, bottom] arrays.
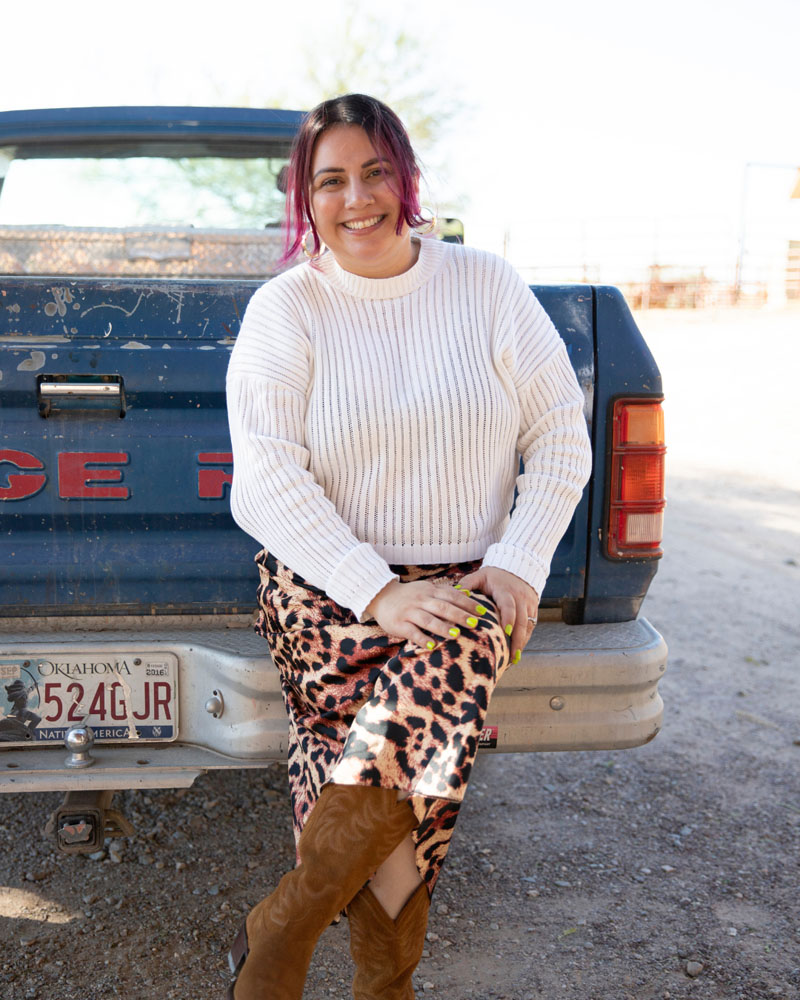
[[607, 398, 666, 558]]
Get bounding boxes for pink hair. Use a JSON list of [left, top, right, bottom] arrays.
[[279, 94, 425, 267]]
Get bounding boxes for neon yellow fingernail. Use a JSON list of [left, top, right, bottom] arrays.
[[449, 626, 460, 637], [426, 640, 436, 651], [462, 589, 471, 597], [454, 584, 463, 590], [475, 604, 487, 615], [505, 624, 513, 636], [512, 649, 521, 664], [466, 616, 478, 628]]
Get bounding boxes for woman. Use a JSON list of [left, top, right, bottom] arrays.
[[225, 93, 592, 1000]]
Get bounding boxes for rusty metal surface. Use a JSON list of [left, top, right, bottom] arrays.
[[0, 225, 285, 278]]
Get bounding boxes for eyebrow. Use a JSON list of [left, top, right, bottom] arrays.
[[312, 157, 388, 181]]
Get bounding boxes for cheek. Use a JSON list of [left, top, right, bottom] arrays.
[[310, 193, 337, 226]]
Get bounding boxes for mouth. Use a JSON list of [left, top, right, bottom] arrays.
[[342, 215, 386, 232]]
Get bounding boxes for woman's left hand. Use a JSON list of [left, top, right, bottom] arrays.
[[456, 566, 539, 664]]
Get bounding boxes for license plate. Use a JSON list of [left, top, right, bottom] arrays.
[[0, 652, 178, 745]]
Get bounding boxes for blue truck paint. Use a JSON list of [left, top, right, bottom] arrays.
[[0, 277, 594, 616], [0, 106, 305, 158], [581, 287, 663, 623]]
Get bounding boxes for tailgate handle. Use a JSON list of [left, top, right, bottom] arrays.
[[37, 375, 126, 417]]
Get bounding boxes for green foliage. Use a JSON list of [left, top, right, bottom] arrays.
[[173, 157, 288, 228]]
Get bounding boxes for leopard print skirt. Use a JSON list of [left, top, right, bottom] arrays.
[[254, 550, 512, 892]]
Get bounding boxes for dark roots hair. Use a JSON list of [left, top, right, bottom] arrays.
[[280, 93, 424, 264]]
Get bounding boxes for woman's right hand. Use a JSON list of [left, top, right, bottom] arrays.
[[365, 579, 486, 648]]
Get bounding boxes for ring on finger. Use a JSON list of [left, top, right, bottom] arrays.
[[527, 616, 538, 625]]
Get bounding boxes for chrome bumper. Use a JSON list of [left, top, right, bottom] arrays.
[[0, 618, 665, 793]]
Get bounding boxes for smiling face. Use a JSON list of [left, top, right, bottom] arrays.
[[309, 124, 419, 279]]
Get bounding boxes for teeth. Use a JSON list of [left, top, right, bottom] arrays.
[[343, 216, 382, 230]]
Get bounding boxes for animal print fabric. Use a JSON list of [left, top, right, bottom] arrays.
[[254, 550, 512, 892]]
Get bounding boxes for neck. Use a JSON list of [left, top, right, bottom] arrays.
[[336, 234, 420, 280]]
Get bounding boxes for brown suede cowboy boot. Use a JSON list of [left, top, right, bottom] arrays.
[[347, 881, 430, 1000], [227, 783, 417, 1000]]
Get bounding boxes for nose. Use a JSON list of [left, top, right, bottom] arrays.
[[344, 177, 374, 209]]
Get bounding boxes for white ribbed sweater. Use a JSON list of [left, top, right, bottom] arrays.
[[226, 237, 592, 619]]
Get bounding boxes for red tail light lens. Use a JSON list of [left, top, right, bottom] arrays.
[[607, 399, 666, 558]]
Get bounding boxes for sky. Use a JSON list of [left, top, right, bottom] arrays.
[[1, 0, 799, 286]]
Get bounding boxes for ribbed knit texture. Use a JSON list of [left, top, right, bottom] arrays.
[[226, 238, 592, 618]]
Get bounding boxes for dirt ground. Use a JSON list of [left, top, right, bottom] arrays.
[[1, 306, 798, 1000]]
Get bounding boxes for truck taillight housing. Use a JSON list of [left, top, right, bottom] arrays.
[[607, 398, 666, 559]]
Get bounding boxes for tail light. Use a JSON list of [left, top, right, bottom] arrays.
[[607, 398, 666, 559]]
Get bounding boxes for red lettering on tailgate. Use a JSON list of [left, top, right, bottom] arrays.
[[0, 450, 47, 501], [197, 452, 233, 499], [58, 452, 130, 499]]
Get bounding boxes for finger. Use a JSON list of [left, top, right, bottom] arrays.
[[454, 573, 480, 592], [412, 605, 470, 642], [453, 572, 484, 598], [430, 588, 489, 621], [489, 590, 516, 645], [402, 621, 443, 650], [453, 576, 498, 615], [510, 592, 532, 664], [512, 601, 539, 664]]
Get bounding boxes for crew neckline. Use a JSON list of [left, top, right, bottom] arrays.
[[314, 236, 447, 300]]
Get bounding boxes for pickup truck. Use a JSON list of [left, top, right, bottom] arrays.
[[0, 106, 667, 853]]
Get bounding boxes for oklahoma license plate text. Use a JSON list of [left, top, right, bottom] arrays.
[[0, 652, 178, 744]]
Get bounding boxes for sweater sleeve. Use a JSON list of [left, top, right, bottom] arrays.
[[226, 279, 398, 619], [481, 266, 592, 598]]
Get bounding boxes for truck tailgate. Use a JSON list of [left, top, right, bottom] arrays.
[[0, 277, 593, 617]]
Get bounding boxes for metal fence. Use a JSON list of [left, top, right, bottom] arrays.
[[504, 208, 800, 308]]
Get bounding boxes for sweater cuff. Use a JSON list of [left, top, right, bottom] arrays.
[[481, 543, 548, 601], [325, 543, 399, 621]]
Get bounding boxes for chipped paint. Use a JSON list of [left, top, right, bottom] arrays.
[[17, 350, 46, 371], [166, 290, 185, 324], [0, 335, 70, 344], [80, 292, 145, 319], [198, 345, 215, 351], [5, 302, 20, 314], [43, 287, 74, 318], [120, 341, 150, 350]]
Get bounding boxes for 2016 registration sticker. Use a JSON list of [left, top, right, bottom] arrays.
[[0, 652, 178, 745]]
